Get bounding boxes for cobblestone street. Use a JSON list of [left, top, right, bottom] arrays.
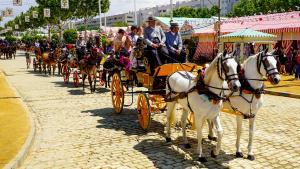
[[1, 54, 300, 169]]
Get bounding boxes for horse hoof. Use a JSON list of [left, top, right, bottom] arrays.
[[236, 152, 244, 158], [184, 143, 191, 149], [166, 137, 171, 143], [247, 155, 255, 161], [211, 150, 217, 158], [208, 135, 217, 142], [198, 157, 208, 163]]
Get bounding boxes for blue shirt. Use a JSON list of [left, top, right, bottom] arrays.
[[165, 31, 183, 51]]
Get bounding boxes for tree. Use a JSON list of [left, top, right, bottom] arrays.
[[230, 0, 300, 17], [112, 21, 128, 27], [173, 6, 219, 18], [63, 29, 77, 44]]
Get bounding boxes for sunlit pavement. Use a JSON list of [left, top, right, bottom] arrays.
[[0, 52, 299, 169], [0, 68, 30, 168]]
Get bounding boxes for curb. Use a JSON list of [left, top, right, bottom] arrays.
[[265, 90, 300, 99], [1, 69, 37, 169]]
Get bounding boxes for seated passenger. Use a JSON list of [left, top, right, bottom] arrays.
[[165, 22, 186, 63], [113, 29, 131, 58], [144, 16, 169, 75]]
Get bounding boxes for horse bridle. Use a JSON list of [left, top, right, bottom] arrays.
[[257, 52, 279, 78], [217, 54, 239, 83]]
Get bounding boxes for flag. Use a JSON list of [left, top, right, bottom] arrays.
[[32, 11, 38, 18], [44, 8, 50, 18], [5, 8, 13, 17], [15, 24, 19, 29], [25, 16, 30, 22], [61, 0, 69, 9], [13, 0, 22, 6]]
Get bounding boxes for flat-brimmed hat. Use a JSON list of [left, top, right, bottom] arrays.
[[146, 16, 156, 22], [170, 22, 179, 27]]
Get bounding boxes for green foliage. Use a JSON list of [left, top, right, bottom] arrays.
[[231, 0, 300, 17], [5, 35, 17, 43], [51, 33, 59, 43], [77, 25, 86, 31], [63, 29, 77, 44], [112, 21, 129, 27], [173, 6, 219, 18]]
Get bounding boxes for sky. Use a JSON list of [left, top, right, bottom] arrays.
[[0, 0, 187, 27]]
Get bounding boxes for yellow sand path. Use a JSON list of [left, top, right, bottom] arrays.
[[0, 70, 30, 168]]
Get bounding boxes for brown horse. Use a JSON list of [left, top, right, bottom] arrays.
[[42, 48, 61, 75], [79, 48, 101, 93]]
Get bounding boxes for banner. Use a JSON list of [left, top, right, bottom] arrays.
[[61, 0, 69, 9], [5, 8, 13, 17], [25, 16, 30, 22], [32, 11, 38, 18], [13, 0, 22, 6], [44, 8, 50, 18], [15, 24, 19, 29]]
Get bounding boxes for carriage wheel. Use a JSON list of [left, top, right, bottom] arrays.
[[137, 93, 151, 131], [111, 73, 124, 114], [73, 70, 79, 87], [62, 65, 70, 84]]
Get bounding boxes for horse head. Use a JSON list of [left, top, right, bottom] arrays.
[[258, 48, 280, 85]]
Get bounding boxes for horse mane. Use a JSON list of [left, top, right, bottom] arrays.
[[204, 53, 222, 84], [242, 52, 260, 70]]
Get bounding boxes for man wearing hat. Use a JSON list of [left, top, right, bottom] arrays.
[[75, 35, 86, 61], [165, 22, 186, 63], [144, 16, 169, 74]]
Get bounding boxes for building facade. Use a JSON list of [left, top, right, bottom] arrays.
[[73, 13, 134, 30], [137, 0, 239, 25]]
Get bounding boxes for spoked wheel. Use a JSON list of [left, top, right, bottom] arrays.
[[137, 93, 151, 131], [62, 65, 70, 84], [111, 73, 124, 114], [73, 70, 79, 87]]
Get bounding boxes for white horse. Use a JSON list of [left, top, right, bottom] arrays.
[[165, 51, 241, 162], [208, 49, 280, 161]]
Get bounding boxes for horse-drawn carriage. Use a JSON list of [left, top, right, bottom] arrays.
[[106, 41, 199, 130], [60, 46, 80, 87]]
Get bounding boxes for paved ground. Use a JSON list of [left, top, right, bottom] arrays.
[[265, 75, 300, 98], [1, 52, 300, 169]]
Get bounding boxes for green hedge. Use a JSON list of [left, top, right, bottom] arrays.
[[5, 35, 17, 43], [63, 29, 77, 44]]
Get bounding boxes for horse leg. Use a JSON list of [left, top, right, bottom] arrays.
[[247, 117, 255, 161], [93, 75, 96, 92], [53, 65, 56, 76], [181, 109, 191, 148], [82, 74, 87, 92], [211, 115, 223, 158], [165, 101, 176, 143], [236, 115, 244, 158], [207, 119, 217, 141], [195, 117, 206, 162], [88, 75, 92, 93]]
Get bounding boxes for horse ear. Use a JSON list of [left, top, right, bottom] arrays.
[[232, 50, 236, 57], [223, 49, 227, 56], [264, 48, 268, 54]]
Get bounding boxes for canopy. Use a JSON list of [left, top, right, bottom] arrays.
[[220, 28, 276, 42]]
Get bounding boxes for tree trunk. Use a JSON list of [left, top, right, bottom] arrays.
[[48, 24, 52, 41]]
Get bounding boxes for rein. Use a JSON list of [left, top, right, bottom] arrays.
[[226, 52, 279, 119]]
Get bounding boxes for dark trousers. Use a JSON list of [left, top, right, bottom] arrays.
[[147, 46, 169, 75], [168, 49, 187, 63]]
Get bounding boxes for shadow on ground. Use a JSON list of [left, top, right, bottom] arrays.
[[82, 107, 235, 168]]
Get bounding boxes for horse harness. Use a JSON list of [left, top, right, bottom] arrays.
[[165, 54, 238, 114], [226, 52, 279, 119]]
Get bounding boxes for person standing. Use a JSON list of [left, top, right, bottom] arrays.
[[165, 22, 186, 63], [144, 16, 169, 74]]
